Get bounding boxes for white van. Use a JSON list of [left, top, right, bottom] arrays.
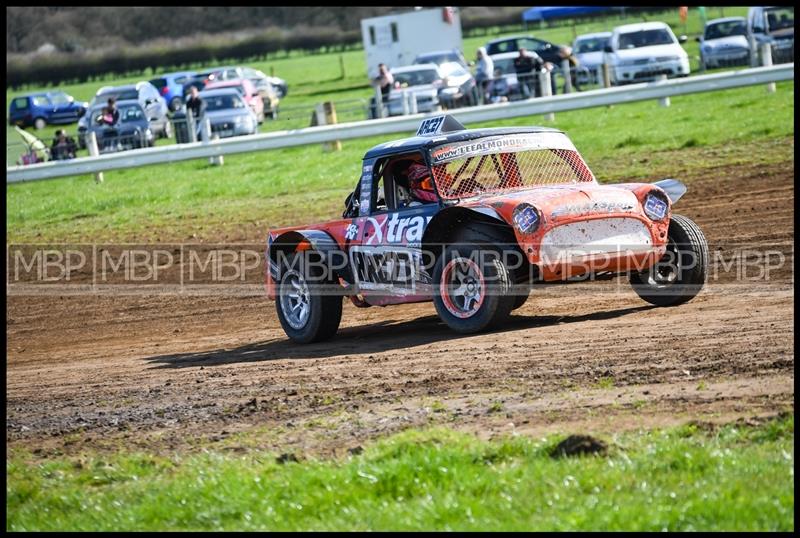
[[603, 22, 690, 85]]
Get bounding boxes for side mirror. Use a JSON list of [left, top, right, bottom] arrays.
[[678, 35, 688, 44], [603, 44, 613, 53]]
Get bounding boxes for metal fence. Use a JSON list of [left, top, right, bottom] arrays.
[[6, 63, 794, 184]]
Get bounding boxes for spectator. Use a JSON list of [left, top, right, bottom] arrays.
[[557, 45, 582, 93], [370, 63, 394, 118], [474, 47, 494, 104], [185, 85, 206, 138], [487, 67, 510, 103], [513, 48, 545, 98], [101, 97, 120, 126], [51, 129, 77, 160]]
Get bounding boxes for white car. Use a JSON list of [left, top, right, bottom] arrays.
[[698, 17, 750, 70], [572, 31, 612, 84], [603, 22, 690, 85]]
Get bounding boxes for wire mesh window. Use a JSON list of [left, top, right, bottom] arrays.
[[431, 147, 594, 200]]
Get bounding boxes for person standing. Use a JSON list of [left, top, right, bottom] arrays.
[[474, 47, 494, 104], [185, 85, 206, 139], [557, 46, 582, 93], [101, 97, 120, 126], [513, 48, 545, 98], [370, 63, 394, 118]]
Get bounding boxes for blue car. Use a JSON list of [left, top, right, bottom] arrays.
[[9, 91, 89, 130], [149, 71, 196, 112]]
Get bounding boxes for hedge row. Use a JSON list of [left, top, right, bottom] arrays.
[[6, 27, 362, 89]]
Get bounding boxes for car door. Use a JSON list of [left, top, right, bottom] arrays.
[[347, 154, 438, 305]]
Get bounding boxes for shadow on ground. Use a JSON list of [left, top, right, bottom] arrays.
[[144, 304, 655, 369]]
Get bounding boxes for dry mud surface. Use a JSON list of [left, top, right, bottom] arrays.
[[7, 159, 794, 458]]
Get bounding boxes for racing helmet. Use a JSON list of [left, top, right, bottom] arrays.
[[407, 162, 437, 202]]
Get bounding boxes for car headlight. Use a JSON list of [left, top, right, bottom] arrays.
[[145, 128, 153, 138], [643, 192, 669, 221], [512, 203, 541, 234]]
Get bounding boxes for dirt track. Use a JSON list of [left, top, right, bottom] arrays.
[[7, 158, 794, 458]]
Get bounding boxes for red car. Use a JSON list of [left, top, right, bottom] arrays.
[[266, 115, 708, 343], [204, 78, 265, 123]]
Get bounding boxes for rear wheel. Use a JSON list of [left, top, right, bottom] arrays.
[[433, 245, 515, 334], [169, 97, 182, 112], [630, 214, 708, 306], [276, 253, 343, 344]]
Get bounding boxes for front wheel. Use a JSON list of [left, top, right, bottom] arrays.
[[33, 117, 46, 130], [276, 253, 343, 343], [433, 246, 515, 334], [630, 214, 708, 307]]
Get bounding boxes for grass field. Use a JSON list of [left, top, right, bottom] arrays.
[[7, 414, 793, 531], [6, 79, 794, 244], [6, 7, 748, 164]]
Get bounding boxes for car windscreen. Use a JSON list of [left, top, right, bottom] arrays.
[[49, 92, 71, 105], [705, 20, 746, 39], [765, 7, 794, 32], [119, 105, 145, 122], [203, 94, 246, 111], [429, 134, 594, 200], [417, 52, 457, 64], [618, 29, 675, 49], [393, 69, 439, 87], [101, 90, 139, 101], [492, 58, 516, 75], [575, 36, 609, 53], [32, 96, 51, 107]]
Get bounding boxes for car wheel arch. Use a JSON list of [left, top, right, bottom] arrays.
[[269, 229, 351, 283], [421, 206, 514, 264]]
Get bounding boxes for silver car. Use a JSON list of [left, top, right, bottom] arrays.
[[698, 17, 750, 70], [197, 89, 258, 138], [572, 31, 612, 84]]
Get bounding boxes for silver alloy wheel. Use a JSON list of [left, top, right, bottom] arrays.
[[441, 257, 485, 318], [647, 237, 680, 288], [279, 269, 311, 330]]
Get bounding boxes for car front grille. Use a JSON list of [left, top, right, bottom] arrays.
[[632, 68, 674, 79]]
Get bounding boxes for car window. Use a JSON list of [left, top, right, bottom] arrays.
[[575, 36, 609, 53], [765, 7, 794, 31], [705, 20, 746, 39], [120, 105, 145, 122], [487, 40, 517, 54], [113, 90, 139, 101], [393, 69, 439, 87], [49, 92, 71, 105], [150, 78, 167, 91], [174, 75, 190, 85], [12, 97, 29, 110], [618, 29, 675, 49], [493, 58, 516, 74], [32, 96, 52, 107], [203, 94, 246, 111], [521, 38, 548, 51]]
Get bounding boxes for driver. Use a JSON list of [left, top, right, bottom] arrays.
[[406, 162, 438, 204]]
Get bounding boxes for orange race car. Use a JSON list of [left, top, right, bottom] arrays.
[[266, 115, 708, 343]]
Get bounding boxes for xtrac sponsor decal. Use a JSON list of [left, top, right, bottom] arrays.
[[550, 199, 636, 219], [349, 246, 432, 294], [363, 213, 434, 246]]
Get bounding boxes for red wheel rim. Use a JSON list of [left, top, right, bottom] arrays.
[[439, 257, 485, 319]]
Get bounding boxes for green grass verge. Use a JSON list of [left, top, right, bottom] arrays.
[[6, 80, 794, 244], [6, 414, 794, 531]]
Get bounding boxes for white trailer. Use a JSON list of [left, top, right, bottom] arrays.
[[361, 7, 463, 78]]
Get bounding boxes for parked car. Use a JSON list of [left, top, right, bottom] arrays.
[[746, 6, 794, 65], [204, 78, 265, 123], [696, 17, 750, 70], [413, 49, 469, 69], [385, 62, 478, 116], [9, 91, 88, 130], [197, 89, 259, 138], [572, 31, 612, 84], [150, 71, 196, 112], [78, 82, 169, 148], [265, 75, 288, 98], [485, 52, 526, 102], [182, 70, 217, 97], [603, 22, 690, 85], [208, 66, 280, 118], [485, 35, 564, 66], [84, 100, 155, 153]]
